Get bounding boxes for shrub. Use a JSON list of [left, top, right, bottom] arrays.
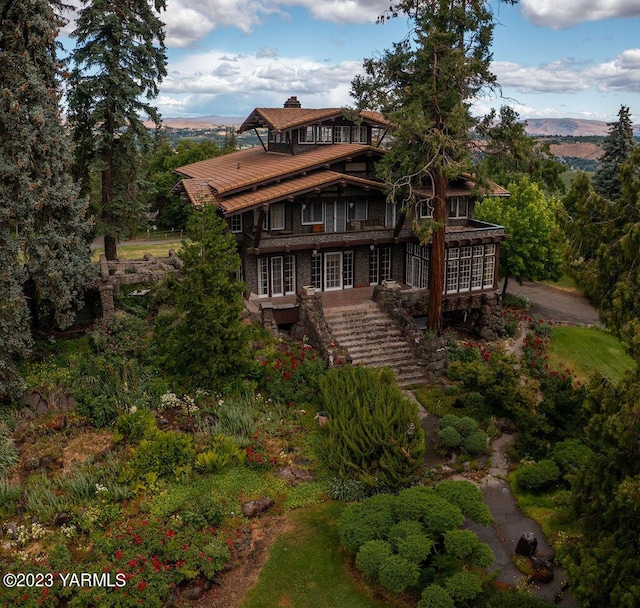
[[195, 434, 245, 472], [454, 416, 478, 436], [421, 495, 464, 536], [434, 480, 492, 525], [397, 533, 433, 564], [114, 409, 158, 443], [515, 459, 561, 492], [464, 429, 488, 455], [356, 539, 393, 577], [444, 570, 483, 603], [90, 310, 151, 359], [329, 477, 369, 502], [129, 430, 195, 478], [395, 486, 435, 521], [444, 529, 480, 559], [553, 438, 592, 472], [319, 366, 425, 491], [438, 426, 463, 449], [458, 391, 485, 410], [0, 478, 22, 515], [337, 493, 396, 552], [378, 554, 420, 593], [438, 414, 461, 430], [387, 519, 427, 548], [418, 585, 455, 608]]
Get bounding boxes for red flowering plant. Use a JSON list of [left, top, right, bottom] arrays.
[[258, 340, 327, 406]]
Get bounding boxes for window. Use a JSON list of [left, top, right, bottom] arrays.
[[311, 253, 322, 289], [371, 246, 392, 285], [269, 202, 285, 230], [351, 126, 368, 143], [334, 126, 350, 143], [419, 199, 434, 219], [347, 200, 367, 221], [471, 245, 484, 290], [406, 242, 429, 289], [302, 201, 323, 225], [385, 202, 397, 227], [299, 126, 315, 144], [343, 251, 354, 288], [446, 247, 459, 294], [448, 196, 469, 218], [483, 244, 496, 288], [316, 126, 333, 143], [257, 255, 296, 297], [230, 214, 242, 233], [459, 246, 472, 292]]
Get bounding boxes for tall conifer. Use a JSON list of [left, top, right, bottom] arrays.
[[67, 0, 167, 260], [0, 0, 93, 399]]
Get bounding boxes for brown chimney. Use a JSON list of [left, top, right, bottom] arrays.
[[283, 96, 301, 108]]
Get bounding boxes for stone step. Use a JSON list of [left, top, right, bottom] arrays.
[[324, 302, 427, 387]]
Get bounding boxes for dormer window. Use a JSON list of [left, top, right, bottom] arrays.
[[448, 196, 469, 218], [351, 126, 368, 143], [334, 126, 350, 143], [316, 126, 333, 143], [299, 126, 315, 144]]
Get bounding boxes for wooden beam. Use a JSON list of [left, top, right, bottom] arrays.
[[253, 205, 267, 248], [255, 128, 267, 152]]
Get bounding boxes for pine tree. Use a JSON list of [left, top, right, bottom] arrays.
[[351, 0, 516, 333], [159, 205, 254, 392], [0, 0, 93, 400], [67, 0, 168, 260], [592, 105, 636, 201]]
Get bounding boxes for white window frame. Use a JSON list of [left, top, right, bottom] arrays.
[[385, 202, 397, 227], [269, 202, 285, 231], [351, 126, 368, 144], [472, 245, 484, 290], [448, 196, 469, 218], [483, 244, 496, 289], [459, 246, 472, 292], [343, 251, 354, 289], [419, 198, 434, 219], [406, 242, 429, 289], [334, 126, 351, 143], [316, 126, 333, 143], [299, 126, 315, 144], [302, 201, 324, 225], [230, 214, 242, 233]]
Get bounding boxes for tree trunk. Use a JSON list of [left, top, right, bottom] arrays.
[[501, 274, 510, 298], [103, 234, 117, 260], [427, 172, 447, 335], [102, 151, 117, 260]]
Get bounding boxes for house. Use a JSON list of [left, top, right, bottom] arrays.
[[173, 97, 507, 313]]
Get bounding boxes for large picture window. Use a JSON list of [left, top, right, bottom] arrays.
[[448, 196, 469, 218], [316, 126, 333, 143]]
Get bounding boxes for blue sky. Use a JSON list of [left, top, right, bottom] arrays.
[[61, 0, 640, 122]]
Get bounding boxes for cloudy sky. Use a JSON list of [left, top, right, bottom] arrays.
[[61, 0, 640, 122]]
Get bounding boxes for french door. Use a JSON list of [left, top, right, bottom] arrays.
[[324, 252, 343, 291]]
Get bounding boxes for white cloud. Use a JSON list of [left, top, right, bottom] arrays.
[[158, 49, 361, 115], [520, 0, 640, 28], [493, 49, 640, 95]]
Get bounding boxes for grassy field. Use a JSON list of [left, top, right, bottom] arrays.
[[549, 325, 636, 384], [91, 238, 186, 261], [540, 273, 579, 292], [240, 502, 398, 608]]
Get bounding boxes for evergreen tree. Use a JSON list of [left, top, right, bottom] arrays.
[[67, 0, 168, 260], [475, 177, 563, 296], [0, 0, 93, 400], [351, 0, 515, 333], [159, 205, 253, 392], [592, 105, 636, 201], [478, 105, 566, 194], [222, 127, 238, 153]]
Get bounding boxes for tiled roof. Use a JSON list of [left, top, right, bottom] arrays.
[[414, 175, 509, 198], [238, 107, 392, 132], [180, 179, 215, 207], [218, 171, 384, 214], [174, 144, 384, 196]]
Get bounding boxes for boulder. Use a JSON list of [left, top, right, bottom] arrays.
[[241, 497, 275, 518], [530, 555, 554, 584], [515, 532, 538, 557]]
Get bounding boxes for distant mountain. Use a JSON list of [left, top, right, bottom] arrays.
[[524, 117, 640, 137], [159, 115, 242, 129]]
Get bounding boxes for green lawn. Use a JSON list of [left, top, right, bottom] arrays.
[[92, 239, 186, 261], [550, 325, 636, 384], [240, 502, 396, 608], [540, 273, 579, 292]]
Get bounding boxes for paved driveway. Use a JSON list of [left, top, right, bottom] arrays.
[[506, 280, 600, 325]]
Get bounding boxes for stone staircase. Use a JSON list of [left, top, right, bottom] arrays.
[[323, 302, 426, 387]]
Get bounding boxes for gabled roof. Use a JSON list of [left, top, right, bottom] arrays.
[[218, 171, 384, 214], [238, 107, 392, 133], [174, 144, 385, 197]]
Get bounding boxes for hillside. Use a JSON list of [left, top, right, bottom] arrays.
[[524, 117, 640, 137]]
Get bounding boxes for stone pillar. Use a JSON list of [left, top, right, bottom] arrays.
[[472, 292, 506, 341], [99, 283, 115, 321]]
